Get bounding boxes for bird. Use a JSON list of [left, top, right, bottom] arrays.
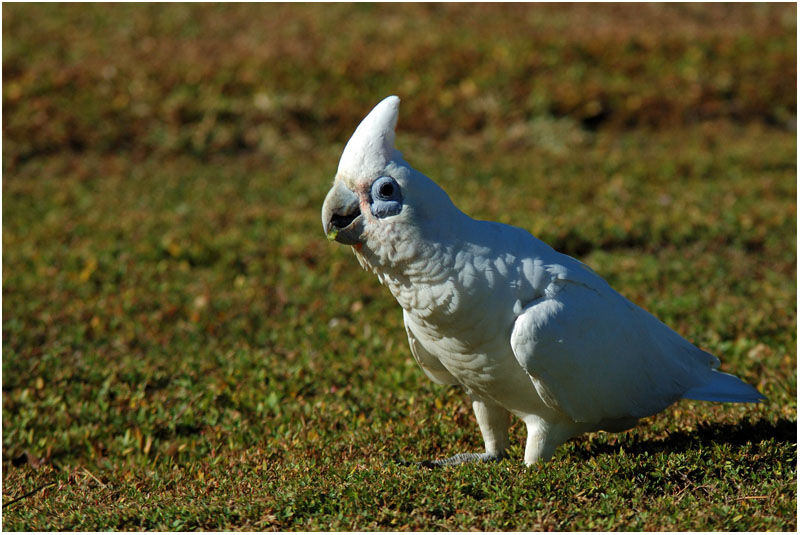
[[321, 95, 765, 466]]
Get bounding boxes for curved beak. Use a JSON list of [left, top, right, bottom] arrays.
[[321, 181, 364, 245]]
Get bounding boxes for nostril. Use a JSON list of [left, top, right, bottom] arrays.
[[330, 211, 359, 229]]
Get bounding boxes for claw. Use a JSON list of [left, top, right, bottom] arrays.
[[394, 452, 506, 468]]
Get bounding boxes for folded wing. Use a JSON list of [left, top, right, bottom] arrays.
[[510, 277, 722, 423]]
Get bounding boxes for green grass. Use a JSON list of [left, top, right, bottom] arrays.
[[2, 3, 796, 531]]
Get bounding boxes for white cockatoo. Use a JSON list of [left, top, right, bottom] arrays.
[[321, 96, 764, 466]]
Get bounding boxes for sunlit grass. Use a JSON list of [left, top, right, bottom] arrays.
[[2, 3, 795, 530]]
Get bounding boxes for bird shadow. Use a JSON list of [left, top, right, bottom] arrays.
[[571, 417, 796, 460]]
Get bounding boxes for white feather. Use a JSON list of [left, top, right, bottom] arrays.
[[323, 96, 765, 465], [336, 96, 401, 190]]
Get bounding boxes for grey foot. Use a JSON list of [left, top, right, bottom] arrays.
[[397, 452, 506, 469]]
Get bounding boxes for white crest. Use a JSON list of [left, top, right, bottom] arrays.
[[337, 96, 400, 183]]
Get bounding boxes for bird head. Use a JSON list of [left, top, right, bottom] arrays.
[[321, 96, 461, 271]]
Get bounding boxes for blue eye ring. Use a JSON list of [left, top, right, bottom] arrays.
[[370, 176, 403, 218], [371, 176, 402, 202]]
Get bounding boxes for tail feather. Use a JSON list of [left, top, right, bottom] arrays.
[[683, 370, 765, 403]]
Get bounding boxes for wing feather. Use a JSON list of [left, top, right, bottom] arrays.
[[510, 278, 717, 423]]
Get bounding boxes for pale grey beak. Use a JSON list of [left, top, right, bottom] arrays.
[[321, 181, 364, 245]]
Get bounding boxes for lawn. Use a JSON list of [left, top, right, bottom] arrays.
[[2, 3, 796, 530]]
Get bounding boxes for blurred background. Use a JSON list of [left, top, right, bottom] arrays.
[[3, 4, 796, 167], [2, 3, 796, 530]]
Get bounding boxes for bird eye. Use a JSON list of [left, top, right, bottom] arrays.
[[370, 176, 403, 218], [379, 181, 394, 199], [372, 176, 401, 202]]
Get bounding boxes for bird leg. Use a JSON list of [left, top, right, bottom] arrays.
[[523, 415, 578, 465], [400, 399, 511, 468], [472, 398, 511, 457]]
